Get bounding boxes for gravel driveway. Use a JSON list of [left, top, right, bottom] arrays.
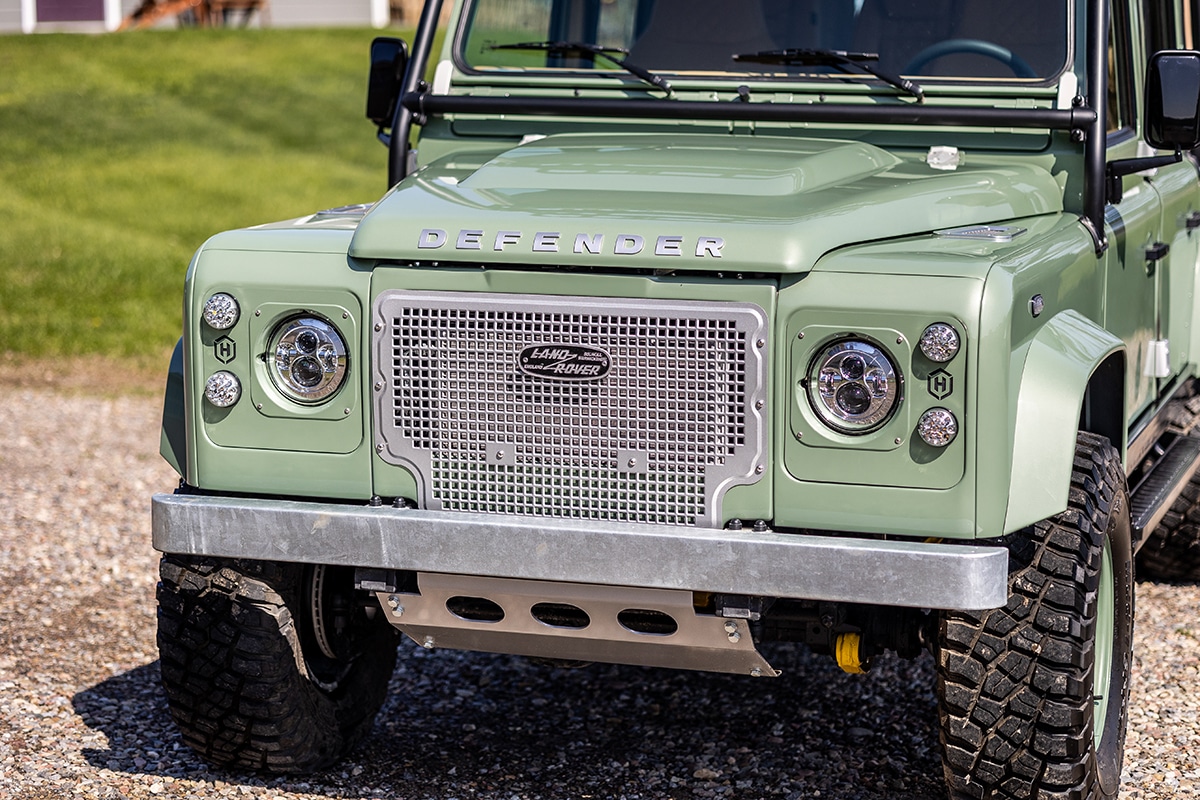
[[1, 384, 1196, 799]]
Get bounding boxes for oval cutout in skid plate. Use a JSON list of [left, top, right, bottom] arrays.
[[531, 602, 591, 629], [618, 608, 679, 636], [518, 344, 611, 382], [446, 595, 505, 623]]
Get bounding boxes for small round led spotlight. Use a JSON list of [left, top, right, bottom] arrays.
[[203, 293, 240, 330], [919, 323, 960, 363], [917, 407, 958, 447], [204, 371, 241, 408]]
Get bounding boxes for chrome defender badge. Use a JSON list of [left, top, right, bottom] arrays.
[[519, 344, 612, 381]]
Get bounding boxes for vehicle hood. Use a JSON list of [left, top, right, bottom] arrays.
[[349, 133, 1062, 273]]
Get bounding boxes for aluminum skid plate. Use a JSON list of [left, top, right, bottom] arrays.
[[379, 573, 780, 677]]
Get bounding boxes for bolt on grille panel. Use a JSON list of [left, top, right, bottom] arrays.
[[373, 291, 767, 528]]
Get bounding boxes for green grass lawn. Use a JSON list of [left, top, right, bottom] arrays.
[[0, 27, 407, 379]]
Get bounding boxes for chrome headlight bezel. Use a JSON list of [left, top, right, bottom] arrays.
[[267, 315, 349, 404], [806, 337, 902, 434]]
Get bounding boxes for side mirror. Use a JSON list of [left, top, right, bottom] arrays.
[[1146, 50, 1200, 151], [367, 37, 409, 128]]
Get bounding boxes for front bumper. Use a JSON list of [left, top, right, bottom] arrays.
[[151, 493, 1009, 611]]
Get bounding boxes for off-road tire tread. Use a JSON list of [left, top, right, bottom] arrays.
[[156, 555, 397, 773], [937, 431, 1131, 800]]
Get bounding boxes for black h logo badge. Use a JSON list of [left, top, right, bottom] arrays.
[[928, 369, 953, 400], [215, 336, 236, 364]]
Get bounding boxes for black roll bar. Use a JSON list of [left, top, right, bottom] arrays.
[[1083, 0, 1110, 251], [388, 0, 445, 187], [402, 92, 1096, 131]]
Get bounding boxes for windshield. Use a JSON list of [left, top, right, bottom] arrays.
[[459, 0, 1069, 82]]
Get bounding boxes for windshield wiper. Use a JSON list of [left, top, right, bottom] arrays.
[[733, 49, 923, 103], [489, 41, 672, 95]]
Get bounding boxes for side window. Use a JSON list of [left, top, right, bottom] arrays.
[[1143, 0, 1180, 53], [1107, 0, 1136, 135]]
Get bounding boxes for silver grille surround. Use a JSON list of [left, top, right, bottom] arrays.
[[372, 291, 768, 528]]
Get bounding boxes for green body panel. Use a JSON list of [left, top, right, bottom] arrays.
[[1103, 137, 1164, 424], [973, 215, 1110, 536], [351, 134, 1063, 273], [778, 240, 984, 541], [780, 275, 975, 493], [160, 338, 186, 476], [183, 227, 377, 500], [1003, 311, 1123, 531], [1149, 159, 1200, 377]]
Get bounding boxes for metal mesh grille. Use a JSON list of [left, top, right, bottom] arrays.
[[373, 292, 767, 527]]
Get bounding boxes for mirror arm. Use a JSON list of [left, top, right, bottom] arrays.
[[1105, 150, 1183, 204], [1108, 150, 1183, 178]]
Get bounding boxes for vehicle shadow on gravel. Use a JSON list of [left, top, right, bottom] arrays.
[[73, 644, 944, 799]]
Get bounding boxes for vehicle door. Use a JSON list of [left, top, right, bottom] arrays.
[[1141, 0, 1200, 379], [1104, 0, 1165, 422]]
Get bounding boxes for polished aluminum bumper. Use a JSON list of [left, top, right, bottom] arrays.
[[151, 493, 1009, 610]]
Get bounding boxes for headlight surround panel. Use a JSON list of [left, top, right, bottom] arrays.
[[786, 316, 967, 491], [192, 287, 364, 455], [245, 299, 362, 425]]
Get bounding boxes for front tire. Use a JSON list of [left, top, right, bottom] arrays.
[[937, 432, 1134, 799], [156, 555, 398, 773]]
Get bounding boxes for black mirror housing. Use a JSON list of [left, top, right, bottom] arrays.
[[367, 37, 409, 128], [1146, 50, 1200, 151]]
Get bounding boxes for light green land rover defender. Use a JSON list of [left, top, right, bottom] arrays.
[[152, 0, 1200, 795]]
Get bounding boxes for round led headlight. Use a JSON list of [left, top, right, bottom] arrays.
[[268, 316, 348, 404], [917, 407, 958, 447], [919, 323, 960, 363], [205, 371, 241, 408], [807, 339, 901, 434], [202, 293, 240, 330]]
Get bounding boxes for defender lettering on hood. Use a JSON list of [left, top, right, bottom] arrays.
[[418, 228, 725, 258]]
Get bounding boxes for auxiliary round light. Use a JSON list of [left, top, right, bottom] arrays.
[[917, 407, 958, 447], [268, 315, 348, 404], [807, 338, 901, 434], [204, 371, 241, 408], [919, 323, 960, 363], [202, 293, 240, 330]]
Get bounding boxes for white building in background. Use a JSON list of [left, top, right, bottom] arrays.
[[0, 0, 393, 33]]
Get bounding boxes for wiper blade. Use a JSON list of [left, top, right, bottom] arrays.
[[733, 48, 923, 102], [490, 41, 672, 95]]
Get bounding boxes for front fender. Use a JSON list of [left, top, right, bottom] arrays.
[[1003, 310, 1124, 532], [160, 337, 186, 477]]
